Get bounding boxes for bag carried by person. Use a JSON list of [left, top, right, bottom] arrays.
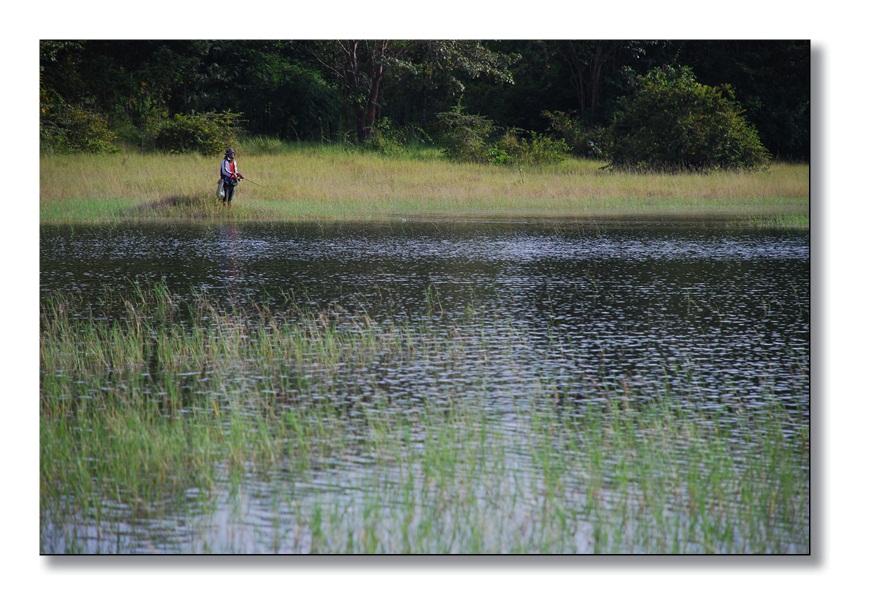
[[216, 179, 225, 199]]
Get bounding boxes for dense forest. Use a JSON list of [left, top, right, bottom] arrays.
[[40, 40, 810, 163]]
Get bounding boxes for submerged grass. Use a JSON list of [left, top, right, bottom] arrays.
[[40, 149, 809, 227], [40, 286, 809, 553]]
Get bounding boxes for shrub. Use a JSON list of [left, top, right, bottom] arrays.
[[366, 118, 434, 156], [607, 66, 771, 172], [436, 104, 496, 163], [40, 93, 119, 153], [144, 111, 244, 155], [542, 110, 608, 159], [437, 105, 569, 166], [492, 128, 570, 166]]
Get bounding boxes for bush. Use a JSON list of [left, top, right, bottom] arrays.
[[40, 93, 119, 153], [542, 110, 608, 159], [492, 128, 570, 166], [607, 66, 771, 172], [144, 111, 244, 155], [436, 104, 497, 164], [437, 105, 568, 166], [366, 118, 434, 156]]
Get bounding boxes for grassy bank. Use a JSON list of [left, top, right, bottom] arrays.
[[40, 147, 809, 227], [40, 286, 809, 553]]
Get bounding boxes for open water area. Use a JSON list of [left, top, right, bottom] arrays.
[[39, 220, 810, 553]]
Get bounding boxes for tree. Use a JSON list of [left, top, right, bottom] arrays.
[[607, 65, 771, 171], [38, 40, 808, 158], [557, 40, 653, 125], [199, 41, 341, 141], [306, 40, 517, 144], [40, 41, 120, 153], [460, 40, 571, 133], [662, 40, 810, 160]]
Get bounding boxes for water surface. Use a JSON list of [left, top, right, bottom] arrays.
[[40, 220, 810, 553], [41, 220, 809, 410]]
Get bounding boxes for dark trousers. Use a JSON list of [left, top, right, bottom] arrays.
[[222, 178, 237, 202]]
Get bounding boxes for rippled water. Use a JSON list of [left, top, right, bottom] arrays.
[[40, 220, 810, 553], [41, 221, 809, 409]]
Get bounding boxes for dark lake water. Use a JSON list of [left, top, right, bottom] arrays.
[[40, 220, 810, 553], [40, 220, 810, 412]]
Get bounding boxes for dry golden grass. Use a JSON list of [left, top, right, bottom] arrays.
[[40, 150, 809, 223]]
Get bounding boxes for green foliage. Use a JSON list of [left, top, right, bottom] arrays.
[[543, 110, 608, 159], [40, 90, 119, 153], [664, 41, 810, 160], [237, 61, 342, 141], [38, 41, 809, 160], [278, 64, 343, 141], [492, 128, 570, 166], [436, 104, 497, 163], [308, 40, 518, 144], [607, 66, 771, 172], [143, 111, 244, 155], [366, 118, 434, 156], [437, 105, 569, 166]]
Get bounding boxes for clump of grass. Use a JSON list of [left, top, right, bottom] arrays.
[[124, 193, 225, 219]]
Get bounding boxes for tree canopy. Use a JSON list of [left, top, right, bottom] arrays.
[[39, 40, 809, 162]]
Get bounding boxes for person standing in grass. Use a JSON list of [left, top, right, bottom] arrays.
[[219, 148, 245, 204]]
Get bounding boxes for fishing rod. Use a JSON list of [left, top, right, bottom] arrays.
[[239, 177, 284, 197], [241, 177, 268, 189]]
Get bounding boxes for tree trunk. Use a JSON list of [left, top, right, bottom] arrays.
[[362, 40, 389, 142]]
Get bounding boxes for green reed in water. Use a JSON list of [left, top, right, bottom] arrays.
[[40, 286, 809, 553]]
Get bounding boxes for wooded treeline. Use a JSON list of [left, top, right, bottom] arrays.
[[40, 40, 809, 161]]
